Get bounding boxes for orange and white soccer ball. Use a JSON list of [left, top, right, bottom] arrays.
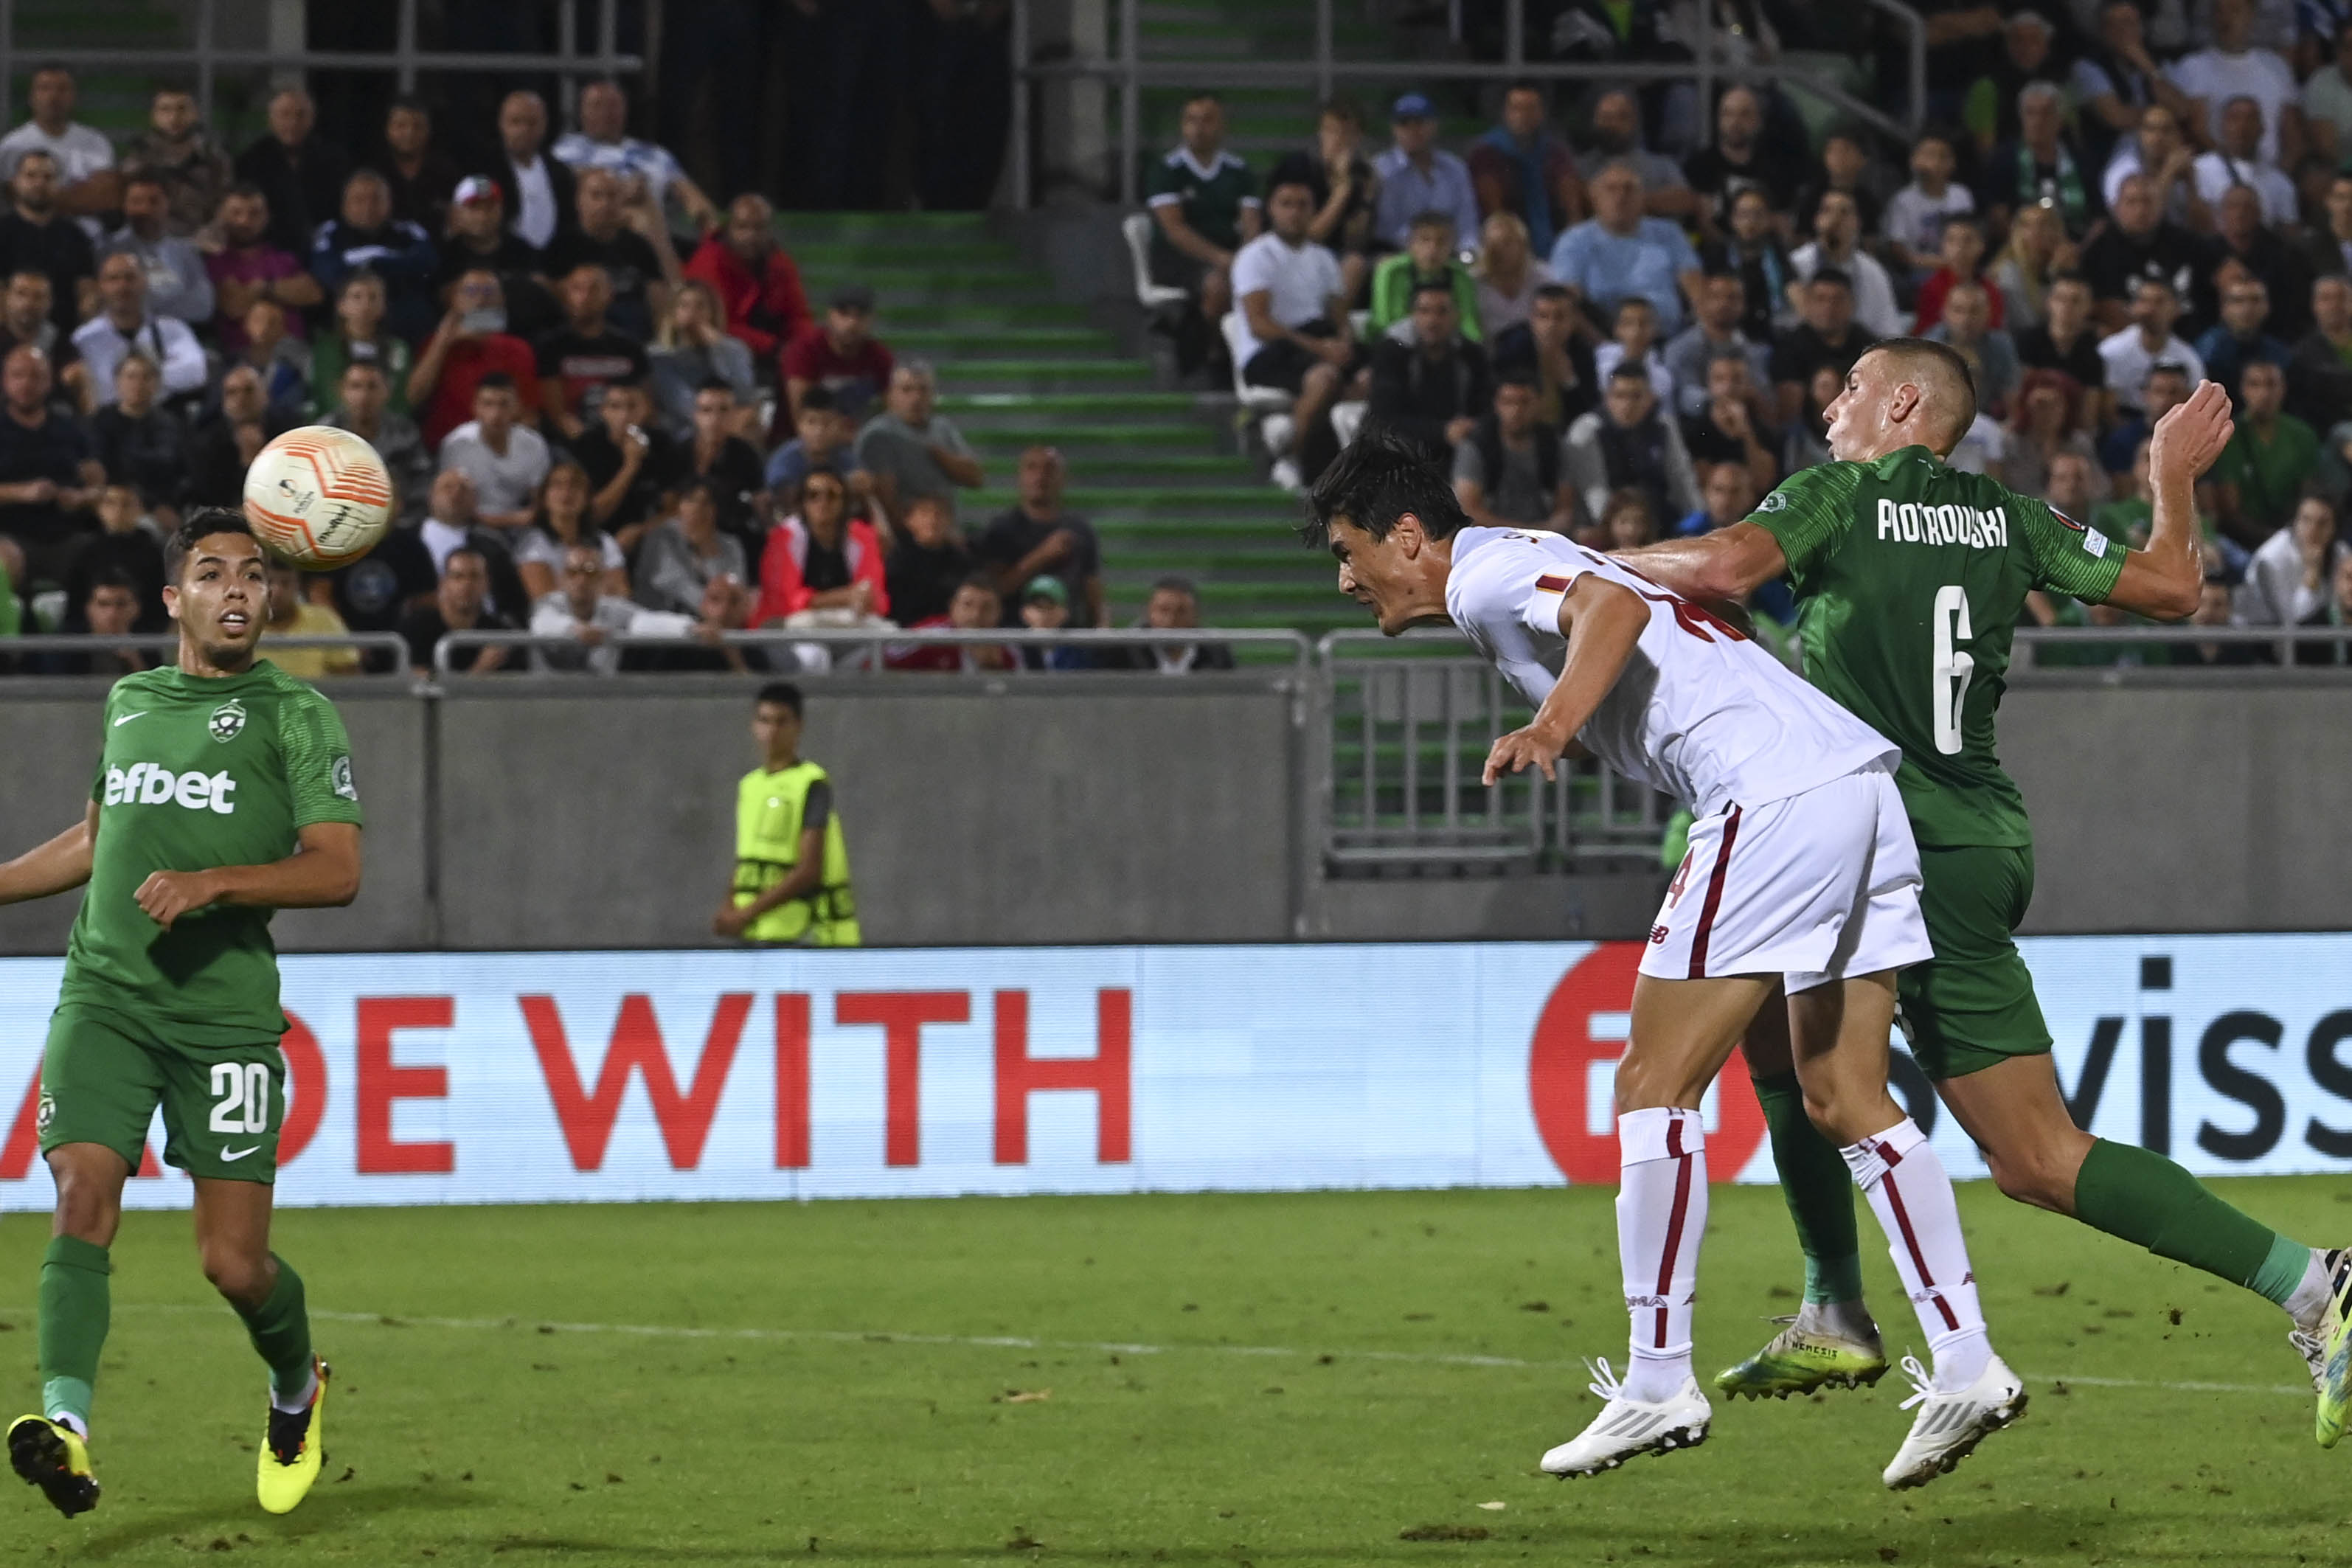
[[242, 425, 395, 569]]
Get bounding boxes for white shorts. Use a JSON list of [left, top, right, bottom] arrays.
[[1640, 762, 1932, 993]]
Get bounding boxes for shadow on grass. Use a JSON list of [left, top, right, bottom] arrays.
[[60, 1480, 483, 1560]]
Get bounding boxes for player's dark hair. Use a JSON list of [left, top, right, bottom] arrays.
[[1300, 423, 1470, 549], [755, 681, 803, 715], [475, 370, 516, 392], [1410, 278, 1456, 304], [695, 375, 737, 397], [1858, 336, 1979, 459], [164, 505, 258, 581], [958, 572, 1003, 600], [1531, 282, 1575, 305], [799, 385, 838, 414], [1808, 267, 1853, 293], [1266, 171, 1318, 204], [120, 170, 167, 195], [1495, 364, 1540, 389], [1317, 97, 1364, 129], [1151, 575, 1201, 600], [83, 566, 136, 596], [1409, 209, 1456, 235]]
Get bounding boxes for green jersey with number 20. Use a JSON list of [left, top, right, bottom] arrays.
[[1752, 446, 2124, 850], [60, 660, 364, 1045]]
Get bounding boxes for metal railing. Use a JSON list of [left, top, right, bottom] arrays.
[[0, 0, 644, 132], [0, 631, 409, 675], [1317, 628, 1668, 871], [2015, 624, 2352, 668], [1010, 0, 1926, 208], [429, 625, 1314, 679]]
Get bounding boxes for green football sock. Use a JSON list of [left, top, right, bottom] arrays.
[[38, 1235, 111, 1432], [1752, 1070, 1866, 1305], [2073, 1138, 2306, 1305], [232, 1255, 314, 1400]]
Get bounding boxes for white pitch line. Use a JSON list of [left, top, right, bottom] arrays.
[[80, 1303, 2308, 1395]]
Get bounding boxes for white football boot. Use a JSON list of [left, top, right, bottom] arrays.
[[1539, 1359, 1712, 1478], [1881, 1352, 2027, 1490]]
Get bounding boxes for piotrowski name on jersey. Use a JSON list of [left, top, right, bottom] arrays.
[[1876, 499, 2018, 551], [103, 763, 240, 814]]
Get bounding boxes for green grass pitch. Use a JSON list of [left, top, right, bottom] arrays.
[[2, 1179, 2347, 1566]]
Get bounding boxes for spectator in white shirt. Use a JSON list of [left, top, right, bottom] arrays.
[[0, 65, 118, 219], [2168, 0, 2304, 165], [2101, 103, 2210, 229], [437, 372, 550, 530], [2237, 493, 2342, 623], [494, 91, 571, 251], [72, 251, 204, 407], [551, 80, 718, 235], [102, 173, 213, 327], [2101, 276, 2207, 412], [1789, 190, 1904, 339], [2192, 94, 2300, 226], [1231, 174, 1354, 476], [1881, 130, 1976, 281], [530, 538, 708, 673]]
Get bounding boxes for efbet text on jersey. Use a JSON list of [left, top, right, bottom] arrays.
[[1876, 497, 2011, 550], [102, 762, 239, 815]]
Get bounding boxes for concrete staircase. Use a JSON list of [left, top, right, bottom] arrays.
[[784, 209, 1353, 651]]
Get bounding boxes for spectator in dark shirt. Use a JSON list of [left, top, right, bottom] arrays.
[[1017, 575, 1095, 670], [490, 90, 575, 252], [0, 268, 78, 402], [679, 378, 768, 568], [1488, 282, 1598, 430], [232, 88, 348, 257], [410, 268, 541, 448], [429, 176, 558, 339], [1770, 268, 1875, 429], [1468, 80, 1583, 262], [977, 445, 1105, 627], [780, 282, 894, 429], [572, 377, 678, 553], [884, 493, 968, 628], [90, 353, 188, 525], [2196, 184, 2311, 342], [543, 166, 678, 344], [2289, 274, 2352, 432], [1367, 283, 1494, 455], [683, 192, 813, 363], [1453, 367, 1573, 531], [1680, 350, 1781, 496], [309, 170, 438, 346], [537, 263, 651, 440], [375, 96, 460, 237], [2014, 274, 2109, 423], [206, 183, 323, 357], [1109, 576, 1234, 673], [117, 86, 232, 238], [2079, 173, 2199, 334], [763, 384, 870, 520], [0, 344, 101, 586], [398, 545, 515, 677], [1697, 187, 1795, 345], [47, 568, 156, 677], [1564, 364, 1702, 530], [61, 485, 167, 631], [322, 359, 432, 528], [182, 364, 294, 513], [1985, 81, 2102, 241], [0, 150, 94, 331], [1683, 86, 1803, 232]]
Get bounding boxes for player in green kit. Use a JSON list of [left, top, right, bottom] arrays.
[[0, 507, 363, 1518], [1628, 341, 2352, 1449]]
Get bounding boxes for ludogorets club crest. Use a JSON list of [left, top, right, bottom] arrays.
[[209, 700, 246, 743]]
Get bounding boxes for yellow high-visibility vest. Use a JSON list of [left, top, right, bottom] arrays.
[[732, 760, 859, 946]]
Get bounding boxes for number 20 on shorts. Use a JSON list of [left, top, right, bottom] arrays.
[[209, 1061, 271, 1136]]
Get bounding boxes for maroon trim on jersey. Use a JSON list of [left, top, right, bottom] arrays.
[[1654, 1115, 1695, 1348], [1880, 1166, 1961, 1332], [1687, 805, 1742, 979], [1536, 573, 1572, 594]]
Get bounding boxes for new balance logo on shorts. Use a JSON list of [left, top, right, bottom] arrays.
[[103, 763, 239, 814], [1649, 925, 1670, 944]]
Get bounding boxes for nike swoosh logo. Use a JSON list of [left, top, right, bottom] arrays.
[[112, 711, 149, 727], [221, 1145, 260, 1162]]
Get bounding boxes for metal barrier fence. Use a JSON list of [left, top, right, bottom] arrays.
[[2013, 624, 2352, 668], [429, 625, 1314, 679], [1010, 0, 1927, 209], [1317, 628, 1667, 872], [0, 631, 410, 676]]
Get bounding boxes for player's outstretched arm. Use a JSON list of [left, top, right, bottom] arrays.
[[133, 822, 362, 933], [1483, 575, 1647, 785], [0, 803, 100, 906], [2103, 380, 2231, 622], [1614, 521, 1791, 606]]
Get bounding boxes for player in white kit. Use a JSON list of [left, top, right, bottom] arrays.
[[1304, 430, 2025, 1489]]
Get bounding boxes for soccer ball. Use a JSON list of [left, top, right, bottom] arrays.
[[242, 425, 395, 569]]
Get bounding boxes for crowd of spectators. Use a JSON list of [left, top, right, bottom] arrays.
[[1146, 0, 2352, 648], [0, 66, 1232, 678]]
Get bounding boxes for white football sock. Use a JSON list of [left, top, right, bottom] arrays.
[[1840, 1117, 1991, 1393], [270, 1366, 319, 1416], [2284, 1249, 2333, 1331], [1617, 1106, 1707, 1404]]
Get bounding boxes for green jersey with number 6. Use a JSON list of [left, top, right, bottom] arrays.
[[1752, 446, 2124, 849], [59, 661, 364, 1046]]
